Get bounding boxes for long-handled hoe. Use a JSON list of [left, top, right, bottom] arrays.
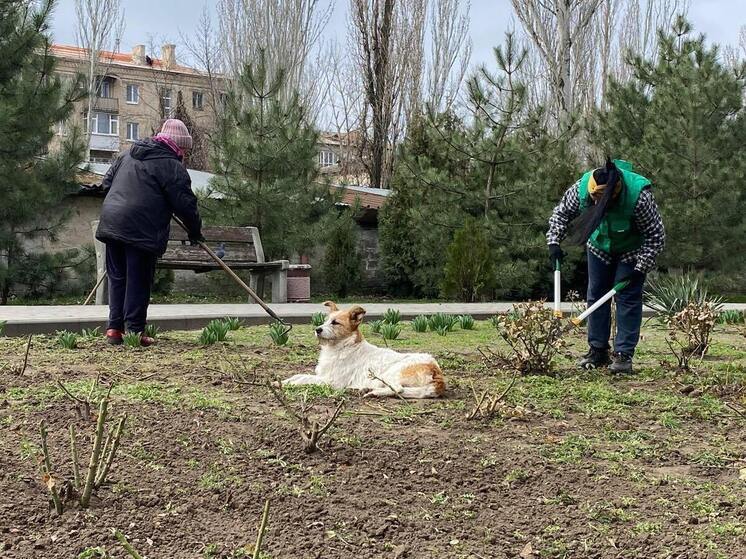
[[84, 216, 292, 337]]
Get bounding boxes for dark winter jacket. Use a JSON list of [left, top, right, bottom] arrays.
[[95, 139, 202, 255]]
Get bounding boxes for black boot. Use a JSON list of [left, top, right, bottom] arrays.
[[610, 352, 633, 374], [577, 346, 611, 370]]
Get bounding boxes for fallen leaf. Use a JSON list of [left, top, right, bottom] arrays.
[[739, 468, 746, 481], [520, 542, 534, 558], [449, 539, 459, 546]]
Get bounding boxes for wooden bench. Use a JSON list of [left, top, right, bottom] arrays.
[[91, 221, 289, 304]]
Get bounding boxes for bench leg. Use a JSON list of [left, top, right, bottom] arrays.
[[271, 268, 288, 303]]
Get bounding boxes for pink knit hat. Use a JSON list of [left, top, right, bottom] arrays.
[[159, 119, 193, 150]]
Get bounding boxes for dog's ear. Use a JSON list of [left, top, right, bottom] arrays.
[[348, 306, 366, 325], [323, 301, 338, 313]]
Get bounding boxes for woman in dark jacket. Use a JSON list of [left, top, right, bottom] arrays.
[[96, 119, 202, 346]]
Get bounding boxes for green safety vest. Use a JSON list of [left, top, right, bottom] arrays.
[[577, 159, 650, 255]]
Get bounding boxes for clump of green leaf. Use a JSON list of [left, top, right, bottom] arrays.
[[717, 309, 745, 325], [411, 315, 429, 333], [81, 327, 101, 340], [269, 322, 290, 346], [380, 323, 401, 340], [311, 312, 325, 328], [223, 317, 242, 331], [0, 320, 5, 336], [143, 324, 161, 338], [57, 330, 78, 350], [122, 332, 142, 348], [458, 315, 475, 330], [369, 320, 383, 334], [429, 313, 457, 333], [383, 308, 401, 324], [645, 274, 723, 319], [200, 319, 231, 346]]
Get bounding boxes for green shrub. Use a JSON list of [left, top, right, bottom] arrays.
[[458, 315, 475, 330], [411, 315, 429, 332], [369, 320, 383, 334], [645, 274, 723, 318], [322, 208, 361, 297], [223, 317, 242, 331], [380, 323, 401, 340], [144, 324, 161, 338], [441, 218, 496, 302], [57, 331, 78, 350], [383, 308, 401, 324], [123, 332, 142, 348], [269, 322, 290, 346], [311, 312, 325, 328], [428, 313, 457, 333], [717, 309, 745, 325], [152, 269, 175, 295]]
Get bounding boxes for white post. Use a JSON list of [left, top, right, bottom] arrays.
[[553, 269, 562, 317]]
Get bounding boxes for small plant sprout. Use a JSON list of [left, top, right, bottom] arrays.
[[269, 321, 290, 346], [383, 308, 401, 324], [369, 320, 383, 334], [223, 317, 242, 331], [81, 327, 101, 339], [458, 315, 475, 330], [380, 323, 402, 340], [144, 323, 161, 338], [429, 313, 457, 333], [57, 330, 79, 350], [411, 315, 429, 332], [311, 312, 325, 328], [122, 332, 142, 348], [200, 319, 231, 345]]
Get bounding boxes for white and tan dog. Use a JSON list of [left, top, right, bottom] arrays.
[[282, 302, 445, 398]]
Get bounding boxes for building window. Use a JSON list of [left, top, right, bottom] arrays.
[[88, 112, 119, 136], [162, 89, 173, 117], [126, 84, 140, 104], [192, 91, 204, 110], [318, 150, 338, 167], [97, 78, 112, 98], [126, 122, 139, 141]]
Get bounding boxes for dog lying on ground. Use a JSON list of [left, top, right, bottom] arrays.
[[282, 302, 446, 398]]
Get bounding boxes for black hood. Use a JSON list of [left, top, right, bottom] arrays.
[[130, 138, 180, 161]]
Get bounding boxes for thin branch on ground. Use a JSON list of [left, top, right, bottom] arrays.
[[367, 369, 406, 401], [112, 529, 143, 559], [39, 420, 63, 515], [252, 499, 271, 559]]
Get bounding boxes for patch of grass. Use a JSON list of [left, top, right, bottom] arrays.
[[269, 322, 290, 346], [80, 327, 101, 339], [632, 521, 662, 535], [113, 382, 230, 411], [502, 468, 530, 486], [691, 450, 728, 468], [710, 521, 745, 537], [57, 330, 78, 349], [430, 491, 449, 505], [717, 309, 744, 325], [458, 315, 475, 330], [688, 497, 718, 517], [383, 308, 401, 324], [199, 464, 242, 491], [411, 315, 429, 333], [77, 547, 108, 558], [144, 323, 162, 338], [311, 312, 325, 328], [380, 323, 402, 340], [123, 332, 142, 348], [281, 384, 344, 402], [658, 411, 681, 429], [19, 439, 40, 461], [587, 500, 636, 524], [545, 434, 593, 464]]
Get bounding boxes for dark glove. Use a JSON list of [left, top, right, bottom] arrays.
[[620, 269, 645, 285], [549, 244, 565, 269], [189, 233, 206, 246]]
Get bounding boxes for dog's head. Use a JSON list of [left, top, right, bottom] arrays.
[[314, 301, 366, 345]]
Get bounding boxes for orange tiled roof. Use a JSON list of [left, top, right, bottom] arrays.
[[50, 44, 203, 76]]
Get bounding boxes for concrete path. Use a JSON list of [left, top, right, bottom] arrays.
[[1, 302, 744, 336]]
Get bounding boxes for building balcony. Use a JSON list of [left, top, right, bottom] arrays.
[[93, 96, 119, 113], [89, 133, 119, 152]]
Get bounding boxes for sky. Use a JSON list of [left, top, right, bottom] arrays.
[[49, 0, 745, 69]]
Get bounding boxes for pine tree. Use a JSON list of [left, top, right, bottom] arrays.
[[322, 208, 361, 298], [441, 218, 496, 302], [595, 17, 746, 284], [207, 50, 335, 260], [0, 0, 86, 304]]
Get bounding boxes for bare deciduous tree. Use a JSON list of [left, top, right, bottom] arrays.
[[348, 0, 427, 189], [426, 0, 472, 113], [74, 0, 125, 153]]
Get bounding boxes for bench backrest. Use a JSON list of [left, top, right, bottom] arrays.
[[160, 225, 265, 266]]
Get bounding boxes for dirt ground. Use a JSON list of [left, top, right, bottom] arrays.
[[1, 319, 744, 559]]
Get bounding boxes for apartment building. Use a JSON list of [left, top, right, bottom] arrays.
[[51, 43, 222, 163]]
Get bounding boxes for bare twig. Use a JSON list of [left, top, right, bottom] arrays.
[[112, 529, 143, 559], [725, 401, 745, 419], [466, 371, 519, 420], [80, 398, 108, 508], [368, 369, 406, 401], [13, 335, 32, 375], [95, 414, 127, 488], [252, 499, 271, 559], [70, 424, 81, 490], [39, 420, 63, 515]]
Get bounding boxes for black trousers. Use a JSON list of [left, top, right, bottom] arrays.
[[105, 241, 157, 333]]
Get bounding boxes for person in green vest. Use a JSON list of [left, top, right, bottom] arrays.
[[547, 158, 665, 373]]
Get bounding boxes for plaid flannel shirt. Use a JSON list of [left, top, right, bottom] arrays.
[[546, 181, 665, 274]]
